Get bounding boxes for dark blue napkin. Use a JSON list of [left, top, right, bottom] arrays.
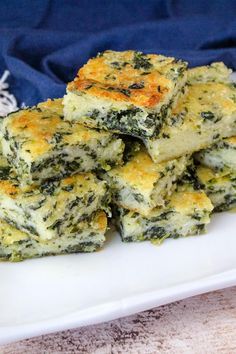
[[0, 0, 236, 105]]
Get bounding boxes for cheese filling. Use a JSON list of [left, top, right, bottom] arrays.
[[64, 50, 188, 138]]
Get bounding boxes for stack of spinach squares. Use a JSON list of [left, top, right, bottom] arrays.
[[0, 98, 124, 260], [1, 50, 236, 260], [63, 50, 236, 243]]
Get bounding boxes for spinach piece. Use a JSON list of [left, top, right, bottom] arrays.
[[196, 224, 205, 233], [145, 226, 167, 239], [68, 196, 83, 210], [128, 82, 145, 89], [213, 133, 220, 140], [89, 107, 158, 138], [122, 236, 134, 242], [110, 61, 121, 69], [180, 164, 203, 190], [150, 211, 173, 222], [0, 166, 11, 180], [162, 133, 170, 139], [30, 197, 46, 210], [3, 130, 9, 141], [169, 66, 186, 80], [201, 111, 215, 121], [118, 88, 131, 97], [87, 194, 96, 206], [51, 132, 63, 144], [107, 86, 131, 97], [49, 219, 62, 231], [133, 193, 144, 203], [123, 138, 141, 163], [133, 52, 153, 70], [62, 184, 74, 192], [40, 180, 59, 195]]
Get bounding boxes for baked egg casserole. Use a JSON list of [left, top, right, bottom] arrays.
[[1, 98, 124, 185], [0, 157, 109, 241], [64, 50, 187, 138], [0, 210, 107, 261], [115, 183, 213, 243], [103, 143, 189, 215]]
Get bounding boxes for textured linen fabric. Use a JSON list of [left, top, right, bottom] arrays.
[[0, 0, 236, 105]]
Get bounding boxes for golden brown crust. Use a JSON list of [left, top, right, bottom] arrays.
[[93, 211, 107, 232], [68, 50, 186, 109], [37, 98, 64, 116], [108, 148, 162, 191], [187, 62, 232, 84], [9, 110, 59, 139], [8, 109, 61, 156], [225, 136, 236, 145], [3, 100, 111, 161], [0, 180, 19, 198], [172, 83, 236, 120], [196, 165, 230, 184], [61, 173, 95, 188], [170, 189, 213, 213]]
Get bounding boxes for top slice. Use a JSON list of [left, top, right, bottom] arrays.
[[64, 50, 188, 138]]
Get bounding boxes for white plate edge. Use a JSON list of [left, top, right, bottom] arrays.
[[1, 268, 236, 345]]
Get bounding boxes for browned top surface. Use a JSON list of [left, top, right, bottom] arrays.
[[68, 50, 187, 109]]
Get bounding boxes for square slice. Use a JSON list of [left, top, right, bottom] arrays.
[[1, 98, 124, 185], [115, 183, 213, 243], [196, 165, 236, 212], [186, 62, 232, 84], [64, 50, 187, 138], [195, 136, 236, 173], [103, 144, 189, 215], [0, 172, 109, 240], [144, 63, 236, 163], [0, 210, 107, 262]]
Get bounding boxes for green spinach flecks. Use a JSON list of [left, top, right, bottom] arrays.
[[133, 52, 153, 70]]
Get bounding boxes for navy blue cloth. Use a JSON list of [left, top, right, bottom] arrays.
[[0, 0, 236, 105]]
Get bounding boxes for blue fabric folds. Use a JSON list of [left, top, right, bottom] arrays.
[[0, 0, 236, 105]]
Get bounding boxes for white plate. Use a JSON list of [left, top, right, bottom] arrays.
[[0, 211, 236, 344]]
